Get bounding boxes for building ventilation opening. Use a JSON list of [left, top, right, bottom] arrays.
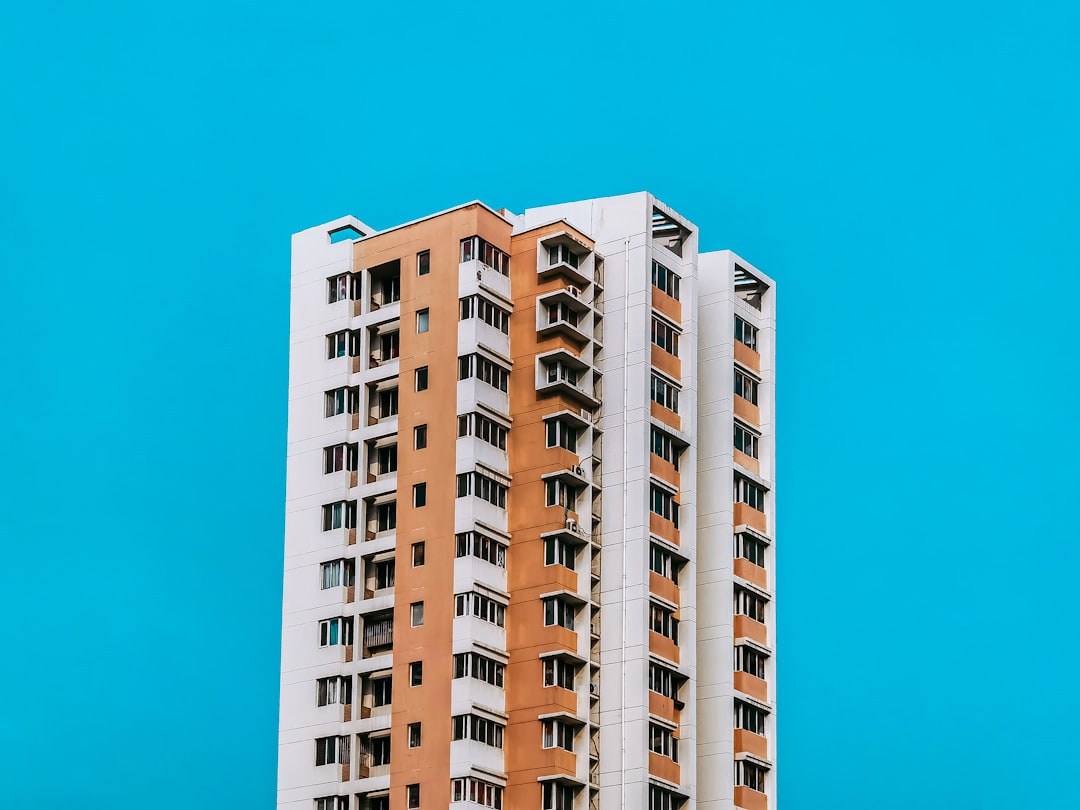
[[734, 265, 767, 311], [651, 208, 690, 257]]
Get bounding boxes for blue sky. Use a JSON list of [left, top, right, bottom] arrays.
[[2, 1, 1079, 807]]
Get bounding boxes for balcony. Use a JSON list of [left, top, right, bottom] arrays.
[[734, 786, 768, 810], [733, 502, 767, 533], [734, 728, 768, 760], [649, 571, 679, 606], [538, 289, 591, 345], [538, 233, 592, 288], [734, 394, 760, 426], [734, 670, 768, 702], [362, 611, 394, 658], [537, 350, 599, 409], [734, 614, 768, 646], [649, 512, 680, 546], [648, 630, 679, 664], [650, 344, 681, 381], [734, 340, 760, 372], [648, 751, 680, 785]]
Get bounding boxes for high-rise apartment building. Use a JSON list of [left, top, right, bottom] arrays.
[[279, 193, 776, 810]]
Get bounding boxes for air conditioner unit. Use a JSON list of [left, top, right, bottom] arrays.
[[476, 268, 483, 281], [580, 408, 593, 422], [566, 285, 581, 297], [572, 465, 584, 477], [566, 518, 578, 532], [589, 683, 599, 695]]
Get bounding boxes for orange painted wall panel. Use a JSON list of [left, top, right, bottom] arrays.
[[649, 630, 680, 664], [651, 286, 683, 322], [734, 396, 760, 426], [733, 448, 760, 476], [734, 614, 768, 646], [734, 671, 768, 702], [649, 512, 680, 546], [648, 690, 680, 724], [734, 558, 768, 589], [649, 454, 681, 490], [649, 570, 680, 606], [734, 340, 761, 372], [651, 344, 681, 380], [648, 751, 681, 784], [735, 785, 768, 810], [650, 400, 681, 432], [734, 728, 768, 759], [733, 503, 767, 533]]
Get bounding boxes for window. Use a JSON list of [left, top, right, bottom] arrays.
[[650, 427, 681, 469], [547, 243, 580, 269], [376, 273, 401, 305], [541, 718, 577, 751], [417, 250, 430, 276], [735, 532, 767, 567], [455, 591, 507, 627], [375, 502, 397, 532], [314, 797, 348, 810], [461, 236, 510, 275], [543, 657, 576, 690], [371, 675, 392, 706], [648, 662, 684, 700], [378, 330, 399, 360], [734, 368, 759, 405], [328, 273, 351, 303], [378, 388, 399, 418], [543, 782, 576, 810], [324, 443, 358, 474], [734, 421, 760, 459], [546, 301, 580, 327], [414, 424, 427, 449], [649, 544, 677, 582], [545, 418, 579, 452], [458, 412, 508, 450], [544, 536, 577, 570], [370, 735, 391, 766], [415, 366, 428, 391], [315, 735, 349, 766], [456, 471, 508, 508], [459, 353, 509, 392], [322, 501, 357, 531], [318, 617, 354, 647], [734, 476, 766, 512], [649, 785, 686, 810], [413, 483, 427, 508], [407, 723, 421, 748], [544, 359, 579, 387], [735, 700, 768, 735], [649, 722, 678, 761], [411, 602, 424, 627], [455, 530, 507, 568], [543, 596, 576, 631], [406, 784, 420, 809], [460, 295, 510, 334], [451, 714, 505, 748], [734, 587, 767, 623], [325, 386, 359, 417], [412, 542, 425, 567], [409, 661, 423, 686], [545, 479, 578, 511], [650, 485, 679, 527], [735, 760, 768, 793], [735, 645, 768, 679], [374, 559, 395, 590], [651, 260, 680, 300], [649, 603, 678, 643], [321, 559, 355, 589], [327, 330, 347, 359], [416, 309, 429, 333], [362, 613, 393, 651], [376, 445, 398, 475], [317, 676, 352, 707], [734, 315, 758, 351], [453, 651, 506, 687], [451, 777, 503, 809], [651, 317, 680, 356], [650, 374, 680, 413]]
